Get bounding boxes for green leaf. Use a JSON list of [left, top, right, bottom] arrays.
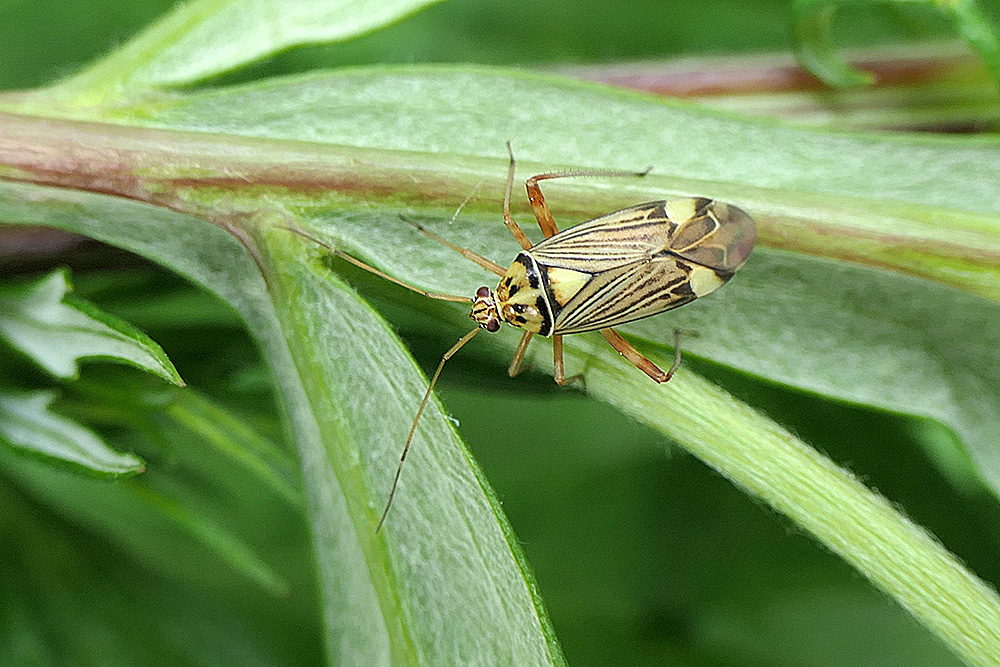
[[0, 268, 184, 385], [0, 474, 319, 666], [2, 32, 1000, 667], [38, 0, 447, 103], [164, 389, 302, 507], [0, 390, 143, 476], [0, 179, 567, 664], [792, 0, 1000, 88]]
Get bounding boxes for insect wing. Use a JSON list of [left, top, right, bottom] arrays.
[[529, 198, 755, 335], [529, 202, 671, 274], [663, 198, 756, 273], [552, 255, 700, 334]]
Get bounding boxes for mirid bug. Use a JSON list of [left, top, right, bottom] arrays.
[[289, 145, 755, 532]]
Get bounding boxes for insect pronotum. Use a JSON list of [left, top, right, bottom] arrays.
[[290, 144, 756, 532]]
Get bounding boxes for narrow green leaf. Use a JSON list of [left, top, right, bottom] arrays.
[[0, 476, 318, 666], [60, 372, 302, 509], [0, 181, 565, 665], [0, 268, 183, 385], [554, 337, 1000, 667], [164, 390, 302, 507], [792, 1, 877, 86], [0, 442, 291, 598], [0, 390, 143, 475], [37, 0, 447, 104], [261, 224, 565, 665]]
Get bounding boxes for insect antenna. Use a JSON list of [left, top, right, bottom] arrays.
[[283, 225, 473, 304], [376, 326, 482, 533]]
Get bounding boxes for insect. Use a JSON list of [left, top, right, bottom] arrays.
[[290, 145, 755, 532]]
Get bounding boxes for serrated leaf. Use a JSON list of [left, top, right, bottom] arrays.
[[1, 44, 1000, 667], [0, 268, 183, 385], [0, 390, 143, 475]]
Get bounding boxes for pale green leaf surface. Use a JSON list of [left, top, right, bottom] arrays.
[[0, 181, 565, 666], [96, 67, 1000, 497], [0, 268, 183, 385], [263, 228, 562, 666], [93, 68, 1000, 304], [0, 390, 143, 475], [134, 68, 1000, 212], [46, 0, 446, 98], [551, 334, 1000, 667], [3, 64, 1000, 665]]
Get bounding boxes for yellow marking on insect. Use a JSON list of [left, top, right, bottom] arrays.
[[688, 265, 727, 297], [290, 145, 756, 533], [546, 266, 591, 306], [666, 198, 699, 226], [495, 256, 548, 333]]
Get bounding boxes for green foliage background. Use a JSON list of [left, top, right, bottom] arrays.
[[1, 0, 998, 666]]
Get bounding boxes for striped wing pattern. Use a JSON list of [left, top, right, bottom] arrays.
[[526, 198, 747, 335], [552, 256, 697, 334], [529, 202, 674, 274]]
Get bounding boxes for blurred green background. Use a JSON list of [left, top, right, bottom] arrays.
[[1, 0, 995, 665]]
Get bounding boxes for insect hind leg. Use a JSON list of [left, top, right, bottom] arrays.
[[600, 328, 682, 384]]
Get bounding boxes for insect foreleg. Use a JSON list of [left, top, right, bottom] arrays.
[[552, 334, 584, 387], [507, 330, 535, 377]]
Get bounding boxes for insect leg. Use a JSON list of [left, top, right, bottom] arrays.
[[599, 328, 681, 384], [377, 327, 482, 533], [552, 334, 584, 386], [525, 166, 652, 238], [502, 142, 534, 250], [507, 330, 535, 377]]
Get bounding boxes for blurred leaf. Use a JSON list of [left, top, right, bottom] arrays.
[[792, 0, 1000, 88], [0, 381, 296, 598], [0, 469, 319, 667], [41, 0, 448, 101], [0, 268, 183, 385], [0, 390, 143, 475], [164, 390, 301, 507], [560, 44, 1000, 132], [64, 373, 302, 508]]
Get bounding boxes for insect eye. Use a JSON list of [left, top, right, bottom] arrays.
[[476, 286, 491, 298]]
